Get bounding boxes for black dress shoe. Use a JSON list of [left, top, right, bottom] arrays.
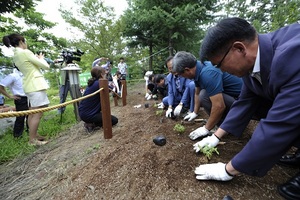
[[278, 172, 300, 200], [278, 150, 300, 168]]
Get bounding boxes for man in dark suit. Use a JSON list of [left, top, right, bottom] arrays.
[[193, 17, 300, 200]]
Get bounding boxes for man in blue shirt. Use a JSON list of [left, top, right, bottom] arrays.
[[163, 56, 195, 118], [172, 51, 242, 140]]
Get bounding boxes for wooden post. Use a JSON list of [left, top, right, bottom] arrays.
[[113, 95, 118, 106], [99, 79, 112, 139], [121, 80, 127, 106]]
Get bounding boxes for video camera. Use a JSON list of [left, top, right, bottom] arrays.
[[60, 49, 84, 64]]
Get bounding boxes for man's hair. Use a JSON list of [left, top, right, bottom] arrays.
[[200, 17, 257, 62], [172, 51, 197, 74], [154, 74, 165, 84], [165, 56, 173, 68]]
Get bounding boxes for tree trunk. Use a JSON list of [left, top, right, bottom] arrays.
[[149, 44, 153, 71], [168, 36, 174, 56]]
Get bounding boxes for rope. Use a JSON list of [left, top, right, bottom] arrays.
[[141, 46, 170, 61], [0, 88, 104, 119], [110, 89, 121, 98]]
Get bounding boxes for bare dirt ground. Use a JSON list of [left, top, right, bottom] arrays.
[[0, 81, 298, 200]]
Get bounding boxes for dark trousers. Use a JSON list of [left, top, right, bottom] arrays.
[[14, 96, 29, 137], [200, 89, 237, 126], [83, 113, 118, 127]]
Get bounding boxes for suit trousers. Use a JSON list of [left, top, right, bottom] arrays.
[[13, 96, 29, 137]]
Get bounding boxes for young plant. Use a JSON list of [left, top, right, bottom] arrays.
[[156, 110, 163, 116], [173, 124, 185, 134], [200, 145, 219, 160]]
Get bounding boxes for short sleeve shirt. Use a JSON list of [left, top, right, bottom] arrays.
[[0, 70, 26, 96], [117, 62, 127, 74], [194, 61, 242, 98]]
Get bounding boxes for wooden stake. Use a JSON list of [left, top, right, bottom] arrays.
[[99, 79, 112, 139]]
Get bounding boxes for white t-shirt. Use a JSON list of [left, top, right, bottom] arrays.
[[117, 62, 128, 74]]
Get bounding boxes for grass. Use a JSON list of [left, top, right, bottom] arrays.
[[0, 88, 77, 164], [0, 80, 139, 164]]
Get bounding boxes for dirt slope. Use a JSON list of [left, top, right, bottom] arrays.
[[0, 82, 298, 200]]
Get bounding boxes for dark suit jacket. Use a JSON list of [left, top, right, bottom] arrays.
[[220, 22, 300, 176]]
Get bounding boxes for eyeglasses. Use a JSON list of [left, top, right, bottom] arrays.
[[215, 45, 232, 68]]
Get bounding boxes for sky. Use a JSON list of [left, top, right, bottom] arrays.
[[35, 0, 128, 38]]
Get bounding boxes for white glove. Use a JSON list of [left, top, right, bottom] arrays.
[[152, 94, 157, 99], [157, 102, 164, 109], [146, 94, 152, 100], [194, 162, 233, 181], [174, 104, 183, 116], [193, 134, 219, 153], [184, 112, 198, 121], [166, 108, 173, 118], [145, 93, 150, 99], [189, 125, 210, 140]]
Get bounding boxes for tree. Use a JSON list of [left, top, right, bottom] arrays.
[[223, 0, 300, 33], [0, 0, 40, 14], [59, 0, 127, 72], [122, 0, 218, 71], [0, 8, 67, 57], [0, 7, 68, 85]]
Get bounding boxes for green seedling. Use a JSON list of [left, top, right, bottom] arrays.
[[156, 110, 163, 116], [200, 145, 219, 160], [173, 124, 185, 134]]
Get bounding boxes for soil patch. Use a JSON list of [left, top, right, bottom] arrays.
[[0, 81, 298, 200]]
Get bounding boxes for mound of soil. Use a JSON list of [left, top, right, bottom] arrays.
[[0, 81, 298, 200]]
